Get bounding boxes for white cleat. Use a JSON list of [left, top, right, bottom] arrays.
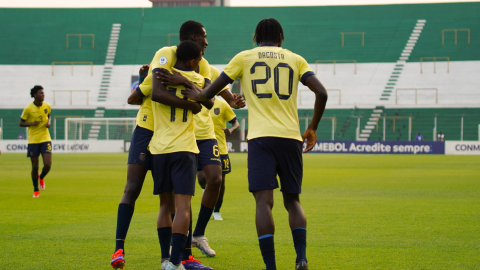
[[192, 236, 216, 257], [212, 212, 223, 221], [165, 261, 185, 270], [161, 259, 170, 270]]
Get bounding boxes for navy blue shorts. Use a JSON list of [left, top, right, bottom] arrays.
[[221, 154, 231, 174], [248, 137, 303, 193], [197, 139, 222, 171], [27, 141, 52, 158], [152, 152, 198, 195], [128, 126, 153, 170]]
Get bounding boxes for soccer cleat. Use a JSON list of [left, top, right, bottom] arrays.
[[39, 174, 45, 190], [165, 261, 186, 270], [111, 249, 125, 269], [161, 259, 170, 270], [33, 191, 40, 198], [192, 236, 216, 257], [182, 255, 213, 270], [295, 260, 309, 270], [212, 212, 223, 221]]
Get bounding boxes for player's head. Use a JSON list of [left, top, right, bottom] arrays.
[[253, 18, 284, 47], [180, 20, 208, 55], [176, 40, 203, 70], [30, 85, 44, 101]]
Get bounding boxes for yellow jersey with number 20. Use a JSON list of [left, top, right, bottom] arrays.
[[221, 46, 314, 142], [149, 67, 204, 155]]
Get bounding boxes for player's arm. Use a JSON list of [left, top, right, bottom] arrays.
[[46, 114, 51, 128], [19, 119, 39, 127], [302, 76, 328, 153], [128, 65, 150, 105], [19, 109, 39, 127], [224, 118, 239, 136], [151, 72, 202, 114], [155, 69, 215, 109], [183, 76, 229, 102], [219, 89, 246, 109]]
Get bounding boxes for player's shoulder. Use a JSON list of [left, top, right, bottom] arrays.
[[153, 46, 177, 64], [156, 45, 177, 54], [24, 102, 34, 110], [200, 57, 210, 66], [43, 102, 51, 108], [209, 65, 220, 76]]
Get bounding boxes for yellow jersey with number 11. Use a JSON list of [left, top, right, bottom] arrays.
[[221, 45, 314, 142], [149, 67, 204, 155], [135, 45, 212, 132]]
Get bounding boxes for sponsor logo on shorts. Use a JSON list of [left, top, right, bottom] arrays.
[[139, 153, 146, 162]]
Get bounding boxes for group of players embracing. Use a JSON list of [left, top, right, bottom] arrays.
[[111, 18, 328, 270]]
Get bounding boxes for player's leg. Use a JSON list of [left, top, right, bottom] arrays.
[[212, 173, 225, 220], [197, 170, 206, 189], [248, 138, 279, 270], [39, 143, 52, 190], [168, 194, 192, 269], [192, 139, 222, 257], [30, 156, 40, 195], [112, 126, 153, 269], [157, 191, 175, 266], [277, 138, 308, 269]]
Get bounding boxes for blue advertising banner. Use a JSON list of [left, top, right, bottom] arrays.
[[308, 141, 445, 154]]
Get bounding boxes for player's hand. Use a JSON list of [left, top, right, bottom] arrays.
[[139, 64, 150, 77], [191, 102, 202, 114], [223, 128, 232, 136], [302, 128, 317, 153], [45, 122, 51, 128], [232, 94, 246, 109], [32, 121, 41, 126], [156, 68, 188, 86], [182, 88, 199, 101]]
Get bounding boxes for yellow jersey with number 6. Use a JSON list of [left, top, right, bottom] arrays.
[[211, 98, 236, 155], [20, 102, 52, 144], [149, 67, 204, 155], [221, 46, 314, 142]]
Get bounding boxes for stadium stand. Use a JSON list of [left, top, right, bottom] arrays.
[[0, 3, 479, 141]]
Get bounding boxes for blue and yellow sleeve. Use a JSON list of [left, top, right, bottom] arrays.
[[20, 106, 29, 121], [221, 52, 245, 84], [296, 54, 314, 85], [151, 47, 176, 74]]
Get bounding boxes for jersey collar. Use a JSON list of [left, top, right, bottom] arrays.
[[173, 66, 193, 72], [260, 43, 277, 47]]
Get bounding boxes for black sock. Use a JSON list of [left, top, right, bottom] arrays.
[[39, 170, 48, 179], [115, 203, 135, 252], [259, 234, 276, 270], [157, 227, 172, 260], [170, 233, 187, 265], [292, 228, 307, 263], [32, 176, 39, 192], [192, 204, 213, 237], [182, 218, 193, 261], [214, 199, 223, 212]]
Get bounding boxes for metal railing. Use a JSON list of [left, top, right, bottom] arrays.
[[395, 88, 438, 104], [52, 90, 90, 105], [51, 62, 93, 76], [341, 32, 365, 47], [420, 57, 449, 73], [66, 34, 95, 49], [315, 60, 357, 74]]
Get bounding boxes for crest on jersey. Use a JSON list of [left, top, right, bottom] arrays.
[[214, 108, 220, 115], [159, 56, 167, 65], [44, 109, 48, 114], [139, 153, 146, 162]]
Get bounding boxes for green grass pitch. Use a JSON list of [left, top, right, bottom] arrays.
[[1, 153, 479, 269]]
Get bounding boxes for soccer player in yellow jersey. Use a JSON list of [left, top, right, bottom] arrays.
[[184, 18, 328, 270], [151, 41, 212, 270], [207, 98, 239, 220], [19, 85, 52, 198]]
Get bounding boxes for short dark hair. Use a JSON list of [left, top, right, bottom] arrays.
[[179, 20, 204, 42], [253, 18, 284, 46], [30, 85, 43, 97], [176, 40, 202, 63]]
